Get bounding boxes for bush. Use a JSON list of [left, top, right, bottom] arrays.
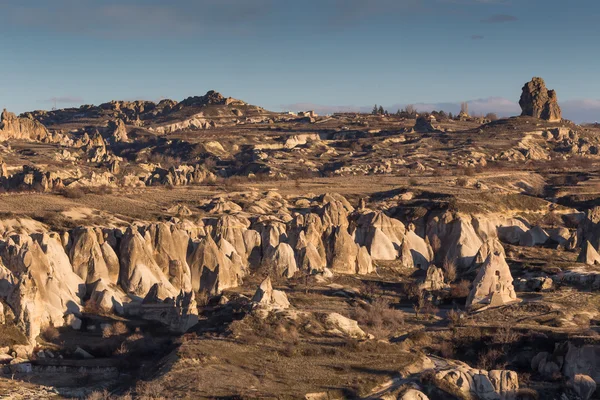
[[439, 341, 455, 358], [447, 309, 462, 327], [443, 258, 457, 282], [450, 280, 471, 299], [41, 325, 60, 342], [83, 299, 102, 315], [59, 187, 85, 199], [492, 325, 520, 344], [86, 390, 111, 400], [352, 298, 404, 338], [135, 380, 165, 400], [477, 348, 505, 370], [456, 177, 469, 187], [103, 322, 129, 338]]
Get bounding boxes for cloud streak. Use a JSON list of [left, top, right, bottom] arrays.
[[41, 96, 84, 105]]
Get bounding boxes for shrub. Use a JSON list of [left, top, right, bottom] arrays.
[[103, 322, 129, 338], [492, 325, 520, 344], [440, 341, 455, 358], [447, 309, 461, 327], [86, 390, 111, 400], [430, 234, 442, 254], [456, 177, 469, 187], [485, 113, 498, 121], [195, 291, 209, 307], [41, 325, 60, 342], [135, 380, 165, 400], [83, 299, 102, 315], [352, 298, 404, 338], [59, 187, 85, 199], [477, 348, 505, 370], [450, 280, 471, 299], [442, 257, 457, 282]]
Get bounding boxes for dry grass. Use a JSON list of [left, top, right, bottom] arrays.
[[352, 298, 404, 339]]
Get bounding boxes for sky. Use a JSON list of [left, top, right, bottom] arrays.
[[1, 0, 599, 122]]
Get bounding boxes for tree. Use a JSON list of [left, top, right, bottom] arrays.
[[404, 104, 416, 117], [460, 102, 469, 115], [396, 109, 401, 116], [448, 112, 454, 120], [378, 105, 384, 115], [485, 112, 498, 121], [372, 104, 378, 115]]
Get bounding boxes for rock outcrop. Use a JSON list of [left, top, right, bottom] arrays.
[[466, 252, 518, 309], [251, 277, 290, 311], [435, 365, 519, 400], [577, 241, 600, 265], [519, 77, 562, 122], [0, 109, 50, 141]]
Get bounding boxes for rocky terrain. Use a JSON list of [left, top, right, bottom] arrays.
[[0, 77, 599, 399]]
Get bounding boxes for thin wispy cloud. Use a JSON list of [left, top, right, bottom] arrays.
[[471, 35, 485, 40], [481, 14, 518, 23], [41, 96, 84, 104]]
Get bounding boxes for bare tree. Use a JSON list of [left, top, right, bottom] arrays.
[[404, 104, 416, 116], [460, 102, 469, 115]]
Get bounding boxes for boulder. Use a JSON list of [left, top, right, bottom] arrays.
[[324, 312, 370, 339], [571, 374, 596, 400]]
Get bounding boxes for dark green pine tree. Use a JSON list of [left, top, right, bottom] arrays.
[[378, 105, 384, 115], [372, 104, 378, 115]]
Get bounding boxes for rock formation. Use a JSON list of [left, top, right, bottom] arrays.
[[466, 251, 518, 309], [577, 241, 600, 265], [413, 115, 436, 133], [251, 277, 290, 311], [0, 109, 50, 141], [421, 265, 446, 291], [519, 77, 562, 122]]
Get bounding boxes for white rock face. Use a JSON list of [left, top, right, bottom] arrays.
[[251, 277, 290, 311], [466, 252, 518, 309], [324, 312, 370, 339]]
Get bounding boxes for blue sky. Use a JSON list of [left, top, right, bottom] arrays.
[[1, 0, 599, 121]]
